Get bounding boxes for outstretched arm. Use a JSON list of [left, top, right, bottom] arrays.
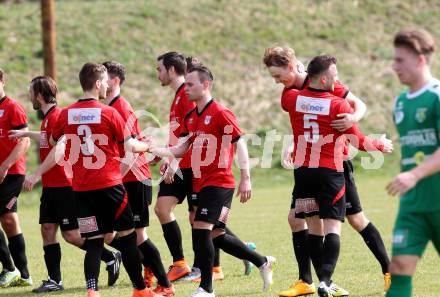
[[9, 130, 41, 142]]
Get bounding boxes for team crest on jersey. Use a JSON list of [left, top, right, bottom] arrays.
[[394, 111, 404, 124], [0, 110, 4, 117], [296, 96, 330, 115], [204, 115, 211, 125], [44, 119, 48, 128], [188, 117, 194, 124], [415, 108, 427, 123], [175, 96, 180, 105], [68, 108, 101, 124]]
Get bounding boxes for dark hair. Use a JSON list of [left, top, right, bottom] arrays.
[[187, 65, 214, 83], [157, 52, 187, 75], [102, 61, 126, 85], [394, 29, 435, 61], [30, 76, 57, 104], [307, 55, 337, 80], [0, 68, 4, 81], [79, 62, 107, 91], [186, 56, 201, 72]]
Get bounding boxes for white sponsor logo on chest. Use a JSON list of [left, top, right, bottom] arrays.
[[68, 108, 101, 124], [0, 110, 4, 117], [296, 96, 330, 115]]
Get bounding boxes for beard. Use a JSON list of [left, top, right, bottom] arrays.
[[32, 100, 41, 110]]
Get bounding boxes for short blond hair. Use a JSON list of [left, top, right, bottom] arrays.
[[263, 46, 296, 67]]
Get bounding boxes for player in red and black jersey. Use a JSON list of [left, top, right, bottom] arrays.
[[0, 68, 32, 288], [49, 63, 158, 297], [150, 65, 275, 297], [9, 76, 121, 293], [153, 52, 195, 281], [286, 56, 392, 296], [264, 46, 392, 295], [103, 61, 174, 296]]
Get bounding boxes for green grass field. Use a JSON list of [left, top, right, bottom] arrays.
[[0, 169, 438, 297]]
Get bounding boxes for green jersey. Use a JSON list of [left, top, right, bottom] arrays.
[[393, 79, 440, 212]]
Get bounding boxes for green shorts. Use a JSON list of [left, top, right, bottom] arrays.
[[392, 209, 440, 257]]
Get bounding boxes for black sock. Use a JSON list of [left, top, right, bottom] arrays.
[[118, 232, 145, 290], [43, 243, 61, 283], [212, 233, 266, 267], [193, 229, 214, 293], [308, 234, 324, 280], [192, 225, 200, 268], [162, 221, 184, 262], [138, 239, 170, 287], [292, 230, 312, 284], [101, 247, 115, 264], [84, 238, 104, 291], [213, 247, 220, 267], [321, 233, 340, 286], [224, 226, 236, 237], [81, 241, 115, 264], [8, 234, 29, 278], [360, 223, 390, 274], [0, 230, 14, 271]]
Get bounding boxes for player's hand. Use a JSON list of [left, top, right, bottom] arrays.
[[163, 165, 175, 184], [386, 171, 418, 196], [380, 134, 394, 153], [8, 130, 27, 140], [282, 144, 295, 169], [148, 155, 162, 166], [159, 159, 169, 175], [23, 173, 40, 191], [0, 165, 8, 184], [236, 177, 251, 203], [330, 113, 357, 131]]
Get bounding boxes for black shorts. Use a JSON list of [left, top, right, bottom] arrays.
[[292, 167, 346, 221], [195, 186, 233, 229], [40, 187, 78, 231], [124, 180, 152, 228], [75, 184, 134, 238], [158, 168, 195, 211], [0, 174, 24, 216], [343, 160, 362, 216]]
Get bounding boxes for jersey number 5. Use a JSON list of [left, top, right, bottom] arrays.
[[77, 125, 95, 156], [304, 114, 319, 143]]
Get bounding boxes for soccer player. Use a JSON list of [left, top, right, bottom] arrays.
[[154, 52, 195, 281], [150, 65, 275, 297], [102, 61, 175, 296], [285, 55, 392, 297], [263, 46, 391, 296], [49, 63, 159, 297], [386, 29, 440, 297], [9, 76, 121, 293], [0, 68, 32, 288]]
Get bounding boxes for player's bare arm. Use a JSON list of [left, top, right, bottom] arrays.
[[387, 146, 440, 196], [331, 92, 367, 131], [8, 130, 41, 142], [23, 135, 67, 191], [234, 138, 252, 203], [149, 135, 191, 159], [0, 127, 30, 183]]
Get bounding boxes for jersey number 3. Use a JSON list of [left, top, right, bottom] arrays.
[[303, 114, 319, 143], [77, 125, 95, 156]]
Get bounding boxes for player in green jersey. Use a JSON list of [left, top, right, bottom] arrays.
[[386, 28, 440, 297]]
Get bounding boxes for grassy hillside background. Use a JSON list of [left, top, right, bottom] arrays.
[[1, 0, 440, 138]]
